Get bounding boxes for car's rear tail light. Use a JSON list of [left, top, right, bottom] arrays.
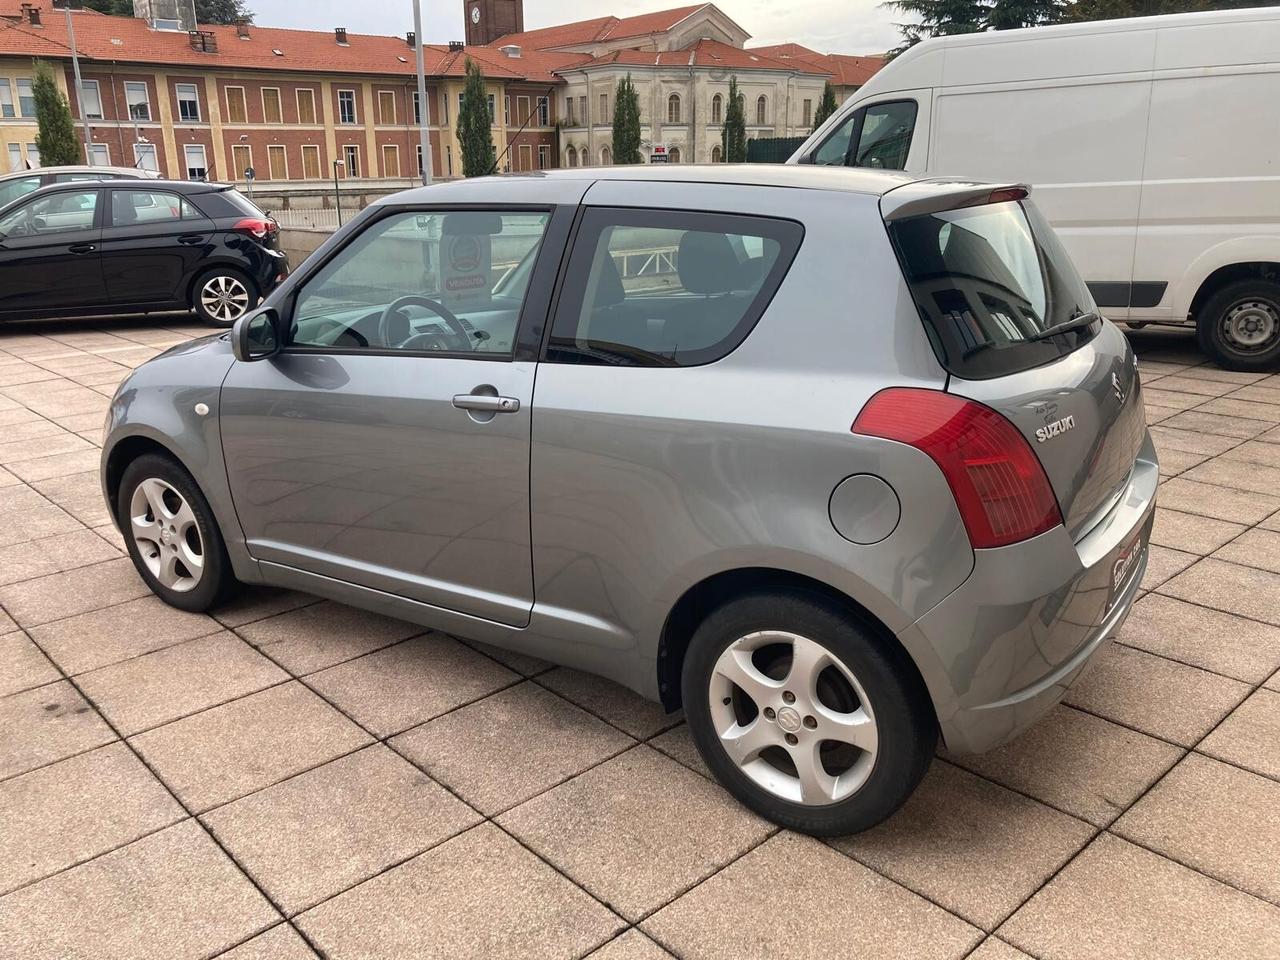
[[233, 217, 278, 240], [853, 387, 1062, 549]]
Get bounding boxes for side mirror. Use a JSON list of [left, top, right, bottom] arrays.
[[232, 308, 282, 362]]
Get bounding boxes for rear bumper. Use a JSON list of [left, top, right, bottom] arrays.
[[903, 429, 1159, 755]]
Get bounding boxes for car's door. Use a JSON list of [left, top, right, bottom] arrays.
[[0, 187, 105, 314], [218, 203, 572, 627], [101, 187, 213, 305]]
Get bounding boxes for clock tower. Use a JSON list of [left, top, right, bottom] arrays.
[[463, 0, 524, 46]]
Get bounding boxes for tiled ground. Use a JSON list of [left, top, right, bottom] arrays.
[[1, 316, 1279, 960]]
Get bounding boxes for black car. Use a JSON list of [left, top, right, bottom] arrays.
[[0, 179, 288, 327]]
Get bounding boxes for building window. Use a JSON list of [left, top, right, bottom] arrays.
[[343, 143, 360, 177], [301, 144, 321, 180], [711, 144, 722, 163], [231, 143, 251, 179], [579, 96, 587, 125], [124, 81, 151, 122], [258, 87, 281, 125], [16, 78, 35, 117], [184, 143, 208, 180], [25, 142, 39, 168], [382, 144, 400, 177], [6, 143, 21, 171], [445, 144, 452, 176], [600, 145, 611, 165], [267, 144, 287, 179], [88, 143, 110, 166], [505, 95, 512, 126], [756, 95, 767, 125], [175, 82, 200, 122], [667, 93, 681, 124], [538, 143, 549, 170], [518, 143, 531, 171], [412, 90, 423, 125], [565, 96, 575, 126], [566, 146, 577, 167], [599, 93, 609, 124], [0, 79, 13, 118], [133, 142, 159, 172], [537, 96, 549, 126], [669, 146, 681, 164], [416, 143, 424, 176], [226, 86, 247, 124], [711, 93, 722, 125], [80, 80, 104, 120], [338, 89, 357, 124], [297, 88, 317, 125], [488, 93, 496, 124], [441, 92, 449, 125], [516, 95, 528, 126], [378, 90, 396, 125], [802, 98, 813, 127]]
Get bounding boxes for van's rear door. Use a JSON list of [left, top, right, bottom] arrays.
[[884, 185, 1147, 540]]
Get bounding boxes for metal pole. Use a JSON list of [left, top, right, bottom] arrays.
[[63, 3, 94, 164], [333, 160, 343, 226], [412, 0, 433, 185]]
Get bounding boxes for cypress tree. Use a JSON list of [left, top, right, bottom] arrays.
[[32, 60, 81, 167], [458, 58, 495, 177], [612, 74, 642, 165], [721, 76, 747, 163], [813, 81, 838, 130]]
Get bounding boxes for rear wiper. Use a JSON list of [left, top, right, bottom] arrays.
[[1029, 311, 1102, 342]]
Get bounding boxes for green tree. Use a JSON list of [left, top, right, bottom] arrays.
[[458, 58, 495, 177], [32, 60, 81, 167], [883, 0, 986, 56], [194, 0, 255, 24], [612, 74, 642, 165], [988, 0, 1067, 28], [813, 81, 838, 130], [721, 76, 747, 163], [81, 0, 133, 15]]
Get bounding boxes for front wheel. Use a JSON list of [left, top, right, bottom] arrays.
[[681, 589, 936, 836], [193, 268, 258, 328], [117, 454, 235, 612], [1196, 279, 1280, 372]]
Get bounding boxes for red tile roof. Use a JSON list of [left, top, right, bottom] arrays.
[[567, 38, 830, 75], [490, 4, 710, 51], [749, 42, 885, 86]]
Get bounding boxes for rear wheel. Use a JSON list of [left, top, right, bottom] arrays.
[[193, 267, 258, 328], [681, 589, 935, 836], [1196, 279, 1280, 371], [117, 454, 234, 612]]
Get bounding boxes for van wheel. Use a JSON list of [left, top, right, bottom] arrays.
[[193, 268, 258, 328], [681, 589, 935, 836], [1196, 279, 1280, 371], [117, 453, 235, 612]]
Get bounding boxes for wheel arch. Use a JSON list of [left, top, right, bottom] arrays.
[[655, 566, 936, 723], [103, 433, 191, 526], [1188, 261, 1280, 321], [186, 261, 257, 307]]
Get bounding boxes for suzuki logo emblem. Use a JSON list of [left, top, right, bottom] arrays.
[[1036, 415, 1075, 443]]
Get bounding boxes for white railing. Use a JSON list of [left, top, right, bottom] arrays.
[[271, 208, 343, 231]]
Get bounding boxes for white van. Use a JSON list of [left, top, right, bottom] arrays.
[[790, 8, 1280, 370]]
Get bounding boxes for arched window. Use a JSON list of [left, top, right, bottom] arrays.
[[711, 93, 722, 124], [567, 146, 577, 167], [667, 93, 681, 124], [756, 95, 767, 125], [668, 146, 680, 164], [711, 144, 722, 163], [601, 145, 612, 166]]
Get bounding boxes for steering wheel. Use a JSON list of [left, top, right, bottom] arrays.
[[377, 295, 472, 351]]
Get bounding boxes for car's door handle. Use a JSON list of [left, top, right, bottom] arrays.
[[177, 234, 205, 245], [67, 243, 96, 255], [452, 394, 520, 413]]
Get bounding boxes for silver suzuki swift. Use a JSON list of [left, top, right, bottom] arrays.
[[102, 166, 1156, 835]]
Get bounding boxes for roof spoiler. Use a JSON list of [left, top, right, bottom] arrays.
[[880, 180, 1030, 222]]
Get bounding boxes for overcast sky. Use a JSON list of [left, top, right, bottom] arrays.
[[250, 0, 901, 56]]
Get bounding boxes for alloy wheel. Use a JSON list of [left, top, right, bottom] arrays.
[[129, 478, 204, 593], [1221, 298, 1280, 354], [708, 630, 878, 806], [200, 275, 251, 324]]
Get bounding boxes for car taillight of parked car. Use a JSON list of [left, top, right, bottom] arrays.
[[233, 217, 279, 240], [853, 387, 1063, 549]]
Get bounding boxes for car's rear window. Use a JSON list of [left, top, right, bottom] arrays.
[[887, 200, 1100, 379]]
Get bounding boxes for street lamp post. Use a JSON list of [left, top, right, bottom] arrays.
[[57, 0, 95, 165], [333, 159, 345, 226], [412, 0, 433, 185]]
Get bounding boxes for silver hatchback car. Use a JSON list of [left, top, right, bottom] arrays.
[[102, 166, 1156, 835]]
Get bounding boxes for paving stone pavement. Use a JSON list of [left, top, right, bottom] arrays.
[[1, 317, 1279, 960]]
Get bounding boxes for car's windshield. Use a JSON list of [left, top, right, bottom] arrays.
[[0, 176, 40, 210]]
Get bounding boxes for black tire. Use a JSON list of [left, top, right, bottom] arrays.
[[1195, 278, 1280, 372], [682, 589, 936, 836], [117, 453, 235, 612], [192, 266, 259, 328]]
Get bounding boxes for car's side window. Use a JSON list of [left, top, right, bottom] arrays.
[[289, 210, 551, 356], [809, 99, 918, 171], [546, 208, 803, 368], [110, 190, 188, 227], [0, 190, 98, 238]]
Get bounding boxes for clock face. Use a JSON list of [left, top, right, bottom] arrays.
[[471, 6, 480, 23]]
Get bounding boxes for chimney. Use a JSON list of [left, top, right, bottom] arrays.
[[22, 4, 41, 26], [405, 31, 415, 47], [235, 19, 250, 38], [448, 40, 464, 52], [499, 44, 521, 58], [334, 26, 348, 45]]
